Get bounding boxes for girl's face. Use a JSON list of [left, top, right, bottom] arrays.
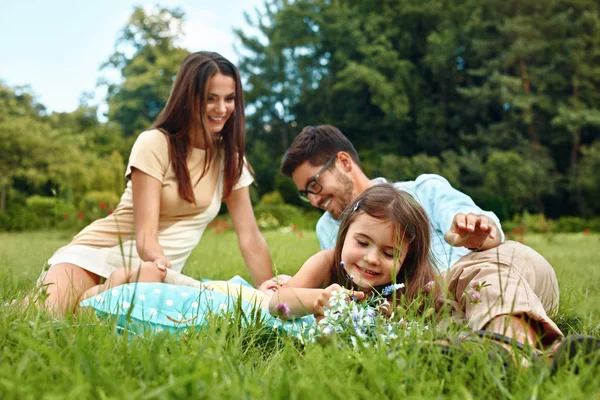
[[341, 213, 410, 292], [204, 72, 236, 134]]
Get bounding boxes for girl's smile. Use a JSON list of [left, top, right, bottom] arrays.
[[356, 265, 381, 278]]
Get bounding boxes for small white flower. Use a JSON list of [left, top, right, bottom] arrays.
[[322, 325, 334, 336]]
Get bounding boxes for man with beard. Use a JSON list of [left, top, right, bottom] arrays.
[[280, 124, 565, 362]]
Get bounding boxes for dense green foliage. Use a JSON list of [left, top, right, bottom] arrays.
[[1, 2, 599, 230], [237, 0, 600, 219], [1, 230, 599, 398]]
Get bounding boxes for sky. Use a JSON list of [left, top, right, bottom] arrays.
[[0, 0, 265, 113]]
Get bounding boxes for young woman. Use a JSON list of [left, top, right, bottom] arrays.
[[38, 51, 273, 316]]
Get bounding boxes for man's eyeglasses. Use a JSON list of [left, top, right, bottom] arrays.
[[298, 154, 337, 202]]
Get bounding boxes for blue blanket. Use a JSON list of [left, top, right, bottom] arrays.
[[79, 276, 316, 337]]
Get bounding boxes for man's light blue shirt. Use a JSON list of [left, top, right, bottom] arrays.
[[315, 174, 505, 271]]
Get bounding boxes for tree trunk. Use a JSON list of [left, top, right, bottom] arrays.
[[0, 183, 6, 213], [519, 57, 539, 149], [570, 68, 585, 216]]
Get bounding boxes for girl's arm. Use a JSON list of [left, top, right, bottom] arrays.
[[131, 169, 171, 268], [285, 249, 335, 289], [226, 186, 273, 286], [268, 287, 325, 317], [269, 250, 354, 318]]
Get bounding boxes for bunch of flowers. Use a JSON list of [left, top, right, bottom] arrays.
[[465, 280, 491, 304], [296, 285, 429, 348]]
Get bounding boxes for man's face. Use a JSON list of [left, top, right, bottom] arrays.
[[291, 159, 355, 219]]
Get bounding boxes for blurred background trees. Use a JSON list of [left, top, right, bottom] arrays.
[[1, 1, 599, 231]]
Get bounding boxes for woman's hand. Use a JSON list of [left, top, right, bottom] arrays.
[[313, 284, 365, 318], [153, 256, 171, 271]]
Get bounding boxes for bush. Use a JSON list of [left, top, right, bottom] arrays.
[[78, 191, 121, 223], [20, 196, 76, 230], [254, 203, 320, 230], [554, 216, 588, 233], [25, 196, 75, 221], [259, 191, 285, 205], [588, 217, 600, 232], [502, 213, 598, 234], [502, 212, 553, 234], [0, 204, 45, 231]]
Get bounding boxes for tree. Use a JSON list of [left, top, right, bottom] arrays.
[[235, 0, 600, 217], [0, 83, 50, 211], [101, 6, 189, 137], [569, 141, 600, 216]]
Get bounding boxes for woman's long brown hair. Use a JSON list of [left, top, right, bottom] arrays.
[[330, 184, 440, 305], [152, 51, 246, 203]]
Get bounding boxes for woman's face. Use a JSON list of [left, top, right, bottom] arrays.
[[204, 72, 236, 134]]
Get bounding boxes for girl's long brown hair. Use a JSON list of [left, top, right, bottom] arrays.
[[152, 51, 246, 203], [330, 183, 440, 305]]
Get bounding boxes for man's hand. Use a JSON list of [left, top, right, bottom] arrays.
[[444, 213, 498, 249]]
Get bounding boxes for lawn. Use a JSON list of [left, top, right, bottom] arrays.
[[0, 230, 599, 399]]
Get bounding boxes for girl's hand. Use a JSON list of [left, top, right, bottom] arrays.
[[153, 256, 171, 271], [313, 284, 365, 317], [378, 299, 392, 317]]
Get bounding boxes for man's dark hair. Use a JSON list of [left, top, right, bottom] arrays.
[[280, 125, 361, 177]]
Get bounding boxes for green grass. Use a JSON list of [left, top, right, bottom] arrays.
[[1, 230, 599, 399]]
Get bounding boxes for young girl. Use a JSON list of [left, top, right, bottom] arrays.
[[269, 183, 440, 318]]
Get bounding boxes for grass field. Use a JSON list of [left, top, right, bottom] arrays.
[[1, 230, 599, 398]]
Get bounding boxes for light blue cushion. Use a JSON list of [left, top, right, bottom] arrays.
[[80, 280, 315, 336]]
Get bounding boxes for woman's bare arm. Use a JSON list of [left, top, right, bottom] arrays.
[[131, 169, 170, 268]]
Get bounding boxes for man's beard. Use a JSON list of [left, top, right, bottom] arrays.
[[332, 172, 355, 219]]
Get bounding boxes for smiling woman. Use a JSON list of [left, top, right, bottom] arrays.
[[34, 51, 274, 317]]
